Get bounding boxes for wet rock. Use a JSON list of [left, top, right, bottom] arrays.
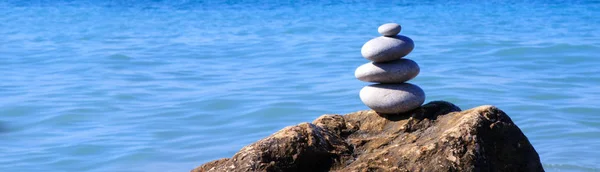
[[193, 101, 544, 172]]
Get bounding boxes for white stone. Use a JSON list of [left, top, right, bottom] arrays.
[[355, 59, 420, 83], [359, 83, 425, 114], [361, 35, 414, 62], [378, 23, 401, 36]]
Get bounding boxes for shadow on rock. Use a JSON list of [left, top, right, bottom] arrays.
[[375, 100, 461, 121], [375, 112, 411, 121]]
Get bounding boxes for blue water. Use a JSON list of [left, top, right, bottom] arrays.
[[1, 0, 599, 171]]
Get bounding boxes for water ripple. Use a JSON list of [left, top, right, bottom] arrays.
[[1, 1, 600, 172]]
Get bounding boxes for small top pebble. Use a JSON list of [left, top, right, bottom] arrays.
[[377, 23, 401, 37]]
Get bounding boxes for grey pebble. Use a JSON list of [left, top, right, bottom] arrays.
[[359, 83, 425, 114], [378, 23, 401, 36], [355, 59, 420, 83], [361, 35, 414, 62]]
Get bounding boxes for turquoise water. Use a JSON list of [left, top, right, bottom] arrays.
[[1, 1, 599, 171]]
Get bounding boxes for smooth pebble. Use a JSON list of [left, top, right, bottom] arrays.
[[378, 23, 401, 36], [359, 83, 425, 114], [361, 35, 414, 62], [355, 59, 420, 83]]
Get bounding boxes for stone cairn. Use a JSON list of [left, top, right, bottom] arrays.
[[355, 23, 425, 114]]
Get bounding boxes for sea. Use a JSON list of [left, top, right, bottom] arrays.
[[1, 0, 599, 171]]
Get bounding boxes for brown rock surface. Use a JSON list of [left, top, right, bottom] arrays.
[[192, 101, 544, 172]]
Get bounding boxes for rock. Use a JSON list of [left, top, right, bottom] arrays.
[[359, 83, 425, 114], [355, 59, 420, 83], [361, 35, 414, 62], [192, 122, 353, 172], [192, 101, 545, 172], [378, 23, 401, 36]]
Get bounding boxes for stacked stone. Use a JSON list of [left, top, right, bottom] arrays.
[[355, 23, 425, 114]]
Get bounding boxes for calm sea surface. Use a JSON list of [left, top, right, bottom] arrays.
[[1, 1, 599, 171]]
